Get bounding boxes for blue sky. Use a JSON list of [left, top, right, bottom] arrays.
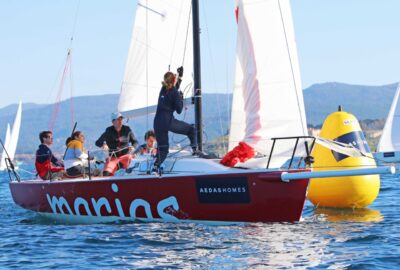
[[1, 0, 400, 108]]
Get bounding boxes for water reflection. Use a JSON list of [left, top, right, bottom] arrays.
[[107, 222, 332, 269], [313, 207, 383, 223], [80, 212, 385, 269], [242, 222, 334, 268]]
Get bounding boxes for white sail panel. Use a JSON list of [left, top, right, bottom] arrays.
[[0, 101, 22, 170], [0, 123, 11, 170], [230, 0, 307, 160], [7, 101, 22, 162], [377, 83, 400, 152], [118, 0, 194, 122]]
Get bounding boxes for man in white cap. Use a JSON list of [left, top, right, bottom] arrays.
[[95, 112, 138, 176]]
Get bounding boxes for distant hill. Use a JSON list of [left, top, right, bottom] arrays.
[[0, 82, 397, 154], [0, 103, 46, 116], [0, 94, 231, 154], [304, 82, 397, 125]]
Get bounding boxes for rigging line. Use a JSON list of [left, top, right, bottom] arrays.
[[277, 0, 306, 135], [182, 2, 192, 66], [138, 2, 165, 17], [169, 0, 185, 66], [66, 0, 80, 130], [45, 56, 67, 105], [18, 167, 37, 176], [145, 0, 149, 132], [69, 51, 75, 129], [201, 0, 227, 152], [69, 0, 81, 48], [48, 0, 81, 131], [49, 51, 72, 131], [172, 135, 189, 145]]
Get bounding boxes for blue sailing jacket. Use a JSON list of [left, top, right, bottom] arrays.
[[154, 82, 183, 130]]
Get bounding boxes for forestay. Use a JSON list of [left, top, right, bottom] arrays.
[[377, 83, 400, 152], [118, 0, 194, 123], [229, 0, 307, 165]]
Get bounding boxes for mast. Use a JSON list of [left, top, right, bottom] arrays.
[[192, 0, 203, 151]]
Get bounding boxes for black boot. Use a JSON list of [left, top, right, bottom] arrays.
[[193, 149, 218, 159], [150, 164, 160, 175]]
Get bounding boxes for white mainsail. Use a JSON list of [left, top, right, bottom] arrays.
[[229, 0, 307, 164], [0, 101, 22, 170], [377, 83, 400, 153], [118, 0, 194, 124], [0, 123, 11, 170]]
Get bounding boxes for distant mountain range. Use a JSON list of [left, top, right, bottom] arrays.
[[0, 94, 231, 154], [303, 82, 397, 125], [0, 82, 397, 154]]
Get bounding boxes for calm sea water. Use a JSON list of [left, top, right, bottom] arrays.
[[0, 165, 399, 269]]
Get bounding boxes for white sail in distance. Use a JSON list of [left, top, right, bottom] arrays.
[[377, 83, 400, 152], [118, 0, 194, 125], [0, 123, 11, 171], [230, 0, 307, 162], [0, 101, 22, 170]]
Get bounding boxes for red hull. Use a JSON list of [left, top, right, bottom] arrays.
[[9, 170, 309, 223]]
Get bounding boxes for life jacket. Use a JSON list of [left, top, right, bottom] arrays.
[[140, 144, 157, 156], [141, 148, 157, 156], [35, 159, 64, 179]]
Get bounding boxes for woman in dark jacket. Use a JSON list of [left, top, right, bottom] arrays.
[[153, 66, 197, 170]]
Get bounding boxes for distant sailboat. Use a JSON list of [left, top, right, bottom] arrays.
[[0, 101, 22, 171], [375, 83, 400, 163], [0, 124, 11, 170]]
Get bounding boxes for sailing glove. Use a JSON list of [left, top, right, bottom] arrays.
[[177, 66, 184, 77]]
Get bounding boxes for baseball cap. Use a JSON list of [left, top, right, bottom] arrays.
[[111, 112, 124, 121]]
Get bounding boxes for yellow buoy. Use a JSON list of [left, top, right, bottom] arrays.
[[308, 107, 380, 208]]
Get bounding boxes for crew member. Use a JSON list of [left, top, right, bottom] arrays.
[[153, 66, 197, 171], [64, 131, 101, 177], [138, 130, 157, 155], [35, 131, 64, 180], [95, 112, 138, 176]]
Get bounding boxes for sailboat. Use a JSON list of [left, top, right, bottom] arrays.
[[374, 83, 400, 163], [8, 0, 392, 224], [0, 124, 11, 171], [0, 101, 22, 171]]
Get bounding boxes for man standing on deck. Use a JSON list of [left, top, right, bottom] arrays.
[[35, 131, 64, 180], [95, 112, 138, 176]]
